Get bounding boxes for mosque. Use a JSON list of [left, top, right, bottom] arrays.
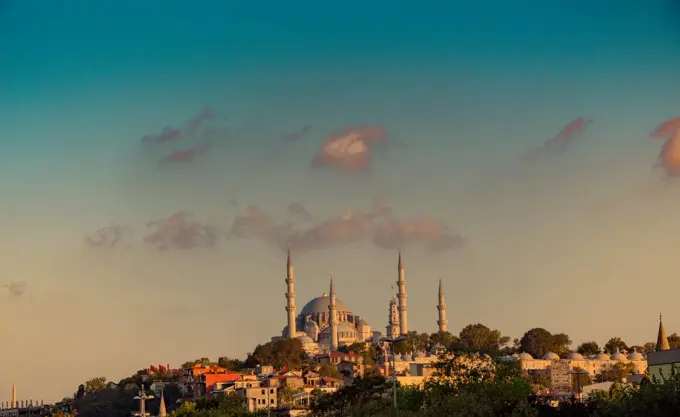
[[271, 249, 449, 354]]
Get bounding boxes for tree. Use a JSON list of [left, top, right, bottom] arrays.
[[84, 377, 107, 393], [669, 333, 680, 349], [604, 337, 628, 353], [340, 342, 377, 365], [641, 342, 657, 353], [597, 362, 637, 383], [394, 331, 431, 354], [519, 328, 571, 358], [318, 364, 343, 379], [217, 357, 245, 370], [429, 331, 458, 351], [577, 341, 599, 356], [245, 338, 306, 370], [457, 323, 510, 354]]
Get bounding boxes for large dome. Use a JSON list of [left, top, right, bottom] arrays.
[[300, 294, 351, 315]]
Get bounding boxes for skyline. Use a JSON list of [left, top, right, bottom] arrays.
[[2, 0, 680, 402]]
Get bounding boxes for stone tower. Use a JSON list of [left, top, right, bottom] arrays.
[[285, 246, 296, 339], [397, 252, 408, 335], [437, 278, 447, 333], [159, 390, 167, 417], [657, 313, 670, 351], [329, 276, 339, 351], [386, 296, 400, 339]]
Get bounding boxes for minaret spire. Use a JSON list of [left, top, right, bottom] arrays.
[[285, 245, 296, 339], [437, 278, 447, 333], [159, 390, 167, 417], [11, 382, 16, 408], [397, 252, 408, 335], [329, 275, 339, 351], [657, 313, 670, 351]]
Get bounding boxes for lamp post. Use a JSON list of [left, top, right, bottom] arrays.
[[381, 335, 407, 410], [133, 385, 155, 417], [568, 369, 589, 401]]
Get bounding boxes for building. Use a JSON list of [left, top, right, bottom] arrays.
[[274, 248, 376, 352], [236, 386, 277, 412], [508, 347, 647, 393], [273, 250, 447, 356], [647, 314, 680, 382]]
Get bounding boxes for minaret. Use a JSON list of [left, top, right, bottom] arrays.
[[11, 382, 16, 408], [285, 246, 296, 339], [657, 313, 670, 351], [397, 252, 408, 335], [159, 390, 167, 417], [437, 278, 447, 333], [386, 296, 400, 339], [329, 276, 339, 351]]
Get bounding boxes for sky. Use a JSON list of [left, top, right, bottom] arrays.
[[1, 0, 680, 402]]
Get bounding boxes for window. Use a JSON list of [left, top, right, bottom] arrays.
[[261, 389, 265, 395], [271, 399, 275, 404], [270, 389, 274, 394]]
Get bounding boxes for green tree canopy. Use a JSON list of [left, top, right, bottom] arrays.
[[604, 337, 628, 353], [245, 338, 306, 370], [519, 328, 571, 358], [457, 323, 510, 354], [576, 341, 599, 356]]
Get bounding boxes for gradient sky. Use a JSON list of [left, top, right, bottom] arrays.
[[2, 0, 680, 402]]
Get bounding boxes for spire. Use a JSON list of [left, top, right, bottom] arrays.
[[396, 252, 408, 335], [329, 274, 338, 351], [11, 382, 16, 408], [159, 390, 167, 417], [437, 278, 447, 333], [285, 247, 296, 339], [657, 313, 670, 351]]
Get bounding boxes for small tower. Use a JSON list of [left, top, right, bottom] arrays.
[[397, 252, 408, 335], [11, 382, 16, 408], [437, 278, 448, 333], [657, 313, 671, 351], [386, 296, 400, 339], [329, 276, 339, 351], [159, 390, 167, 417], [285, 246, 296, 339]]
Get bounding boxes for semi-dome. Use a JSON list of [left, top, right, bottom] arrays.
[[567, 352, 585, 361], [297, 335, 315, 344], [518, 352, 533, 360], [543, 352, 559, 360], [300, 294, 351, 315], [611, 348, 627, 361], [627, 348, 644, 361], [319, 323, 358, 340], [595, 350, 610, 360]]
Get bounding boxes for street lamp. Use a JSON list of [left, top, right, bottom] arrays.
[[380, 335, 407, 410], [568, 369, 589, 400], [133, 385, 155, 417]]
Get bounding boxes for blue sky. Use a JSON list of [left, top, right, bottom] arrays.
[[1, 0, 680, 402]]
